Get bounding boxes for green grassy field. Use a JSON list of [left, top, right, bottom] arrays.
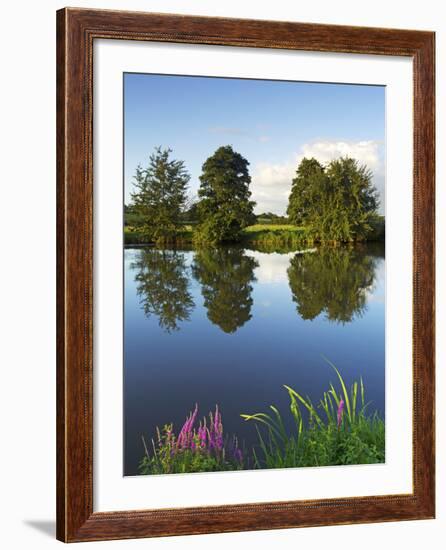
[[124, 223, 309, 246], [124, 225, 194, 245], [242, 224, 310, 248], [124, 220, 384, 246]]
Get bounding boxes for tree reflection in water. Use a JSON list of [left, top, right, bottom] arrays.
[[131, 244, 381, 333], [132, 249, 195, 333], [287, 246, 379, 324], [192, 248, 258, 334]]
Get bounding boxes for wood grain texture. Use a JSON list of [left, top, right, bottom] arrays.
[[56, 7, 435, 542]]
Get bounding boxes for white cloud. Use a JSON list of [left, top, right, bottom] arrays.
[[245, 250, 294, 283], [251, 140, 384, 215], [301, 140, 381, 171]]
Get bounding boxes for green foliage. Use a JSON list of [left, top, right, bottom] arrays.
[[139, 444, 236, 475], [245, 224, 306, 233], [131, 249, 195, 332], [243, 224, 310, 251], [368, 214, 385, 241], [124, 225, 193, 245], [195, 146, 256, 244], [124, 204, 146, 227], [139, 406, 244, 475], [287, 158, 325, 225], [180, 200, 200, 223], [287, 156, 380, 242], [124, 226, 147, 245], [241, 362, 385, 469], [130, 147, 190, 244], [192, 248, 258, 333], [287, 246, 378, 323]]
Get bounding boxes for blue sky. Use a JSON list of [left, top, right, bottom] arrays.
[[124, 73, 385, 215]]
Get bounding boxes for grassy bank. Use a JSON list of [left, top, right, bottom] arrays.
[[124, 225, 194, 245], [242, 224, 310, 249], [124, 223, 309, 247], [242, 360, 384, 468], [125, 219, 384, 247], [138, 363, 384, 475]]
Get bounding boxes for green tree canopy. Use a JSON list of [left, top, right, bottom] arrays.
[[192, 248, 258, 333], [287, 247, 378, 324], [287, 156, 379, 242], [195, 146, 256, 244], [132, 249, 195, 333], [130, 147, 190, 244]]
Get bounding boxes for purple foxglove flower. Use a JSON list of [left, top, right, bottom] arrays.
[[337, 398, 345, 428], [177, 404, 199, 449], [189, 403, 198, 430], [198, 425, 207, 448], [208, 428, 216, 450], [214, 405, 220, 434]]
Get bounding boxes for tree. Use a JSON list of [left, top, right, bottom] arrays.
[[130, 147, 190, 244], [132, 249, 195, 333], [192, 248, 258, 333], [195, 146, 256, 244], [180, 196, 200, 223], [287, 156, 379, 242], [287, 158, 325, 226]]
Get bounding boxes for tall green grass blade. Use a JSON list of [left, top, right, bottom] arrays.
[[322, 355, 352, 422], [269, 405, 288, 441], [284, 385, 323, 427], [240, 413, 283, 441], [286, 386, 301, 428], [352, 381, 358, 423], [239, 362, 385, 472], [329, 383, 340, 407], [326, 391, 336, 422]]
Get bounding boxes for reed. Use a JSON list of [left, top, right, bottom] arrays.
[[241, 359, 385, 469]]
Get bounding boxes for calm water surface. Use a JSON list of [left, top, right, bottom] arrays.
[[124, 244, 385, 475]]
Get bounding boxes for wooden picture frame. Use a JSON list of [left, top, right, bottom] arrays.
[[56, 7, 435, 542]]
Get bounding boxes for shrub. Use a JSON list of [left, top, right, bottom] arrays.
[[139, 405, 244, 475]]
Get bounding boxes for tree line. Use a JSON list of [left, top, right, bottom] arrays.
[[128, 145, 381, 244]]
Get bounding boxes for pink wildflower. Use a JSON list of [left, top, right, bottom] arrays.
[[337, 399, 345, 428]]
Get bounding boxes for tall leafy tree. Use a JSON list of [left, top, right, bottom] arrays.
[[287, 158, 325, 226], [287, 156, 379, 242], [195, 146, 256, 243], [130, 147, 190, 243]]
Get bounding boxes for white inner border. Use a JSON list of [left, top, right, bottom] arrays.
[[93, 40, 413, 512]]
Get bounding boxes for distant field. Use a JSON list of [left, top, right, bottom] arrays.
[[124, 225, 193, 245], [124, 223, 307, 245], [124, 221, 383, 246], [242, 224, 309, 251], [244, 224, 306, 233]]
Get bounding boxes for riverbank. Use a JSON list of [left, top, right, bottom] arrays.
[[124, 219, 385, 247], [138, 366, 385, 475]]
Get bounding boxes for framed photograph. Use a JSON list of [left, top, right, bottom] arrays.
[[56, 8, 435, 542]]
